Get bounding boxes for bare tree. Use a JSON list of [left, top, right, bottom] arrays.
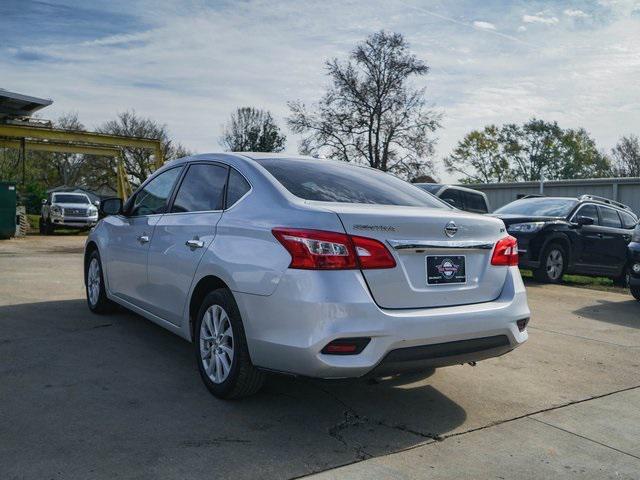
[[288, 31, 441, 180], [98, 111, 191, 185], [612, 135, 640, 177], [220, 107, 286, 152]]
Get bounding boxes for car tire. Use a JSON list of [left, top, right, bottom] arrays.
[[194, 289, 265, 399], [38, 217, 45, 235], [534, 243, 567, 284], [612, 267, 630, 288], [85, 250, 116, 314], [631, 286, 640, 302], [44, 219, 54, 235]]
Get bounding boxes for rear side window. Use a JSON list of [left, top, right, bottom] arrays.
[[130, 167, 182, 216], [439, 188, 464, 209], [171, 163, 228, 213], [619, 211, 638, 229], [463, 191, 488, 213], [575, 204, 599, 225], [598, 206, 622, 228], [255, 158, 448, 208], [226, 169, 251, 207]]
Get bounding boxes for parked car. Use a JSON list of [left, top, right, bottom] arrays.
[[628, 223, 640, 301], [85, 154, 530, 399], [414, 183, 491, 213], [40, 192, 99, 234], [492, 195, 638, 284]]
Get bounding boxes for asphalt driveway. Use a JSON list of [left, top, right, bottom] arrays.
[[1, 235, 639, 479]]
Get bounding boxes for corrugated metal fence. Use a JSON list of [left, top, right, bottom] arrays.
[[467, 177, 640, 215]]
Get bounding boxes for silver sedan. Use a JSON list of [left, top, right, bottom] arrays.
[[84, 153, 530, 398]]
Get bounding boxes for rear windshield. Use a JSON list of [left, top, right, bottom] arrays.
[[255, 158, 449, 208], [53, 194, 89, 204], [494, 198, 577, 217]]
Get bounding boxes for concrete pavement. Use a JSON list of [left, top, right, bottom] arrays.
[[0, 235, 639, 479]]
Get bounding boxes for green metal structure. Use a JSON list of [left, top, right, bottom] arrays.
[[0, 181, 17, 239]]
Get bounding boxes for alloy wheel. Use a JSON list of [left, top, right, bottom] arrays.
[[546, 249, 563, 280], [87, 258, 101, 306], [200, 305, 234, 384]]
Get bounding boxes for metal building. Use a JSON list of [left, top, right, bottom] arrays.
[[467, 177, 640, 215]]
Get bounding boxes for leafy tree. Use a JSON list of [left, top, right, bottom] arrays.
[[444, 125, 513, 184], [220, 107, 286, 152], [611, 135, 640, 177], [98, 110, 190, 185], [447, 119, 610, 183], [287, 30, 441, 180]]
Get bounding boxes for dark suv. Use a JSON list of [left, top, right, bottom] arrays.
[[493, 195, 638, 284], [629, 224, 640, 301]]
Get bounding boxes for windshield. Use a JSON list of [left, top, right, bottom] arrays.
[[494, 198, 578, 217], [53, 194, 90, 204], [255, 158, 450, 208]]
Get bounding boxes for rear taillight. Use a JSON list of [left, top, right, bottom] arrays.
[[272, 228, 396, 270], [491, 235, 519, 266]]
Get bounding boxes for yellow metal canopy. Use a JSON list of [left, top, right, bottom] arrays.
[[0, 123, 164, 199]]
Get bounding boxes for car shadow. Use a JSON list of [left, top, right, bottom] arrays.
[[0, 299, 467, 479], [572, 298, 640, 329]]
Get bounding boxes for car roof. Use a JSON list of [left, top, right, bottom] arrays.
[[415, 183, 488, 196]]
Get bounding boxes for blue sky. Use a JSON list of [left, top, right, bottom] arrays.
[[2, 0, 639, 181]]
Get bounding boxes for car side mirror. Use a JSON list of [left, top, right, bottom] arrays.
[[575, 216, 594, 227], [42, 199, 48, 205], [100, 197, 123, 216]]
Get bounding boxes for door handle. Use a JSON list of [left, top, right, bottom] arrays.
[[186, 239, 204, 249], [137, 235, 150, 244], [596, 233, 604, 238]]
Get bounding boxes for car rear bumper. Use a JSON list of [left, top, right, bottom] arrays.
[[234, 266, 529, 379]]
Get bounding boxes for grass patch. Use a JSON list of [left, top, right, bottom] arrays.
[[27, 214, 40, 230], [520, 269, 625, 293]]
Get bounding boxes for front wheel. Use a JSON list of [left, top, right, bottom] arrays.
[[631, 285, 640, 302], [194, 289, 265, 399], [534, 244, 566, 284], [85, 250, 116, 313]]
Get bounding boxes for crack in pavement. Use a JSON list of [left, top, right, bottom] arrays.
[[529, 416, 640, 461], [528, 325, 640, 348], [296, 383, 640, 479]]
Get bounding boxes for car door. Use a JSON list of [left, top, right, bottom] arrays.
[[146, 162, 228, 325], [573, 204, 602, 269], [596, 206, 631, 273], [104, 167, 183, 309]]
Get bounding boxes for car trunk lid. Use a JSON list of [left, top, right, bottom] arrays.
[[319, 203, 510, 309]]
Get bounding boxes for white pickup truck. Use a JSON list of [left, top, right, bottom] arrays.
[[40, 192, 99, 234]]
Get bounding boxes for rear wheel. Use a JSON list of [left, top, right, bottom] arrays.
[[612, 266, 630, 288], [631, 285, 640, 302], [194, 289, 265, 399], [534, 243, 566, 284]]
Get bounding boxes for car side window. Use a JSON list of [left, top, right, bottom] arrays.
[[439, 188, 464, 209], [463, 192, 487, 213], [619, 211, 637, 229], [226, 168, 251, 208], [576, 204, 599, 225], [171, 163, 228, 213], [130, 167, 182, 216], [598, 206, 622, 228]]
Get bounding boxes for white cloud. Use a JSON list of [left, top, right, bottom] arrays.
[[1, 0, 638, 183], [473, 21, 496, 30], [563, 9, 590, 18], [522, 14, 560, 24]]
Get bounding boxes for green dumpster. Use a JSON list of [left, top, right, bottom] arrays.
[[0, 182, 17, 239]]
